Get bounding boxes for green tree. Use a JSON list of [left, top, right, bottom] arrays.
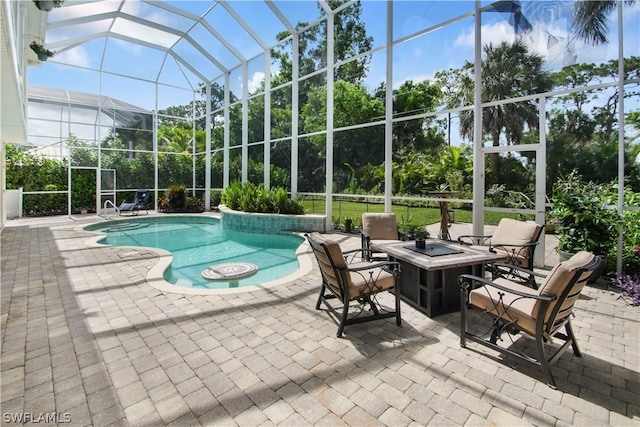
[[270, 0, 374, 152], [573, 0, 637, 45], [158, 82, 231, 129], [271, 0, 372, 86], [434, 68, 467, 146], [302, 80, 385, 191], [381, 80, 445, 155], [158, 123, 205, 154], [457, 39, 553, 184], [590, 57, 640, 141], [547, 56, 640, 191]]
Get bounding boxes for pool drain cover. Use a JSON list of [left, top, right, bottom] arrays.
[[201, 262, 258, 280]]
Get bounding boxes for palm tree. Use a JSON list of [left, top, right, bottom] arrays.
[[573, 0, 637, 45], [457, 39, 553, 183]]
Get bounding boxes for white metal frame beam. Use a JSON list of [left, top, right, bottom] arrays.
[[47, 11, 229, 73], [146, 0, 246, 63], [219, 1, 269, 51], [319, 0, 333, 231]]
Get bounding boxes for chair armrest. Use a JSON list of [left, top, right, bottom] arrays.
[[491, 262, 546, 278], [343, 247, 367, 264], [489, 241, 541, 275], [348, 260, 400, 274], [458, 274, 555, 303], [344, 247, 366, 255], [489, 262, 546, 289], [458, 234, 492, 246], [490, 241, 540, 251]]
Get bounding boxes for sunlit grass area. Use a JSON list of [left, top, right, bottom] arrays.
[[300, 199, 528, 228]]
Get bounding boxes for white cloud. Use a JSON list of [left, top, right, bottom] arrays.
[[110, 38, 144, 56], [53, 45, 90, 68], [452, 20, 588, 70], [147, 11, 174, 28], [454, 21, 516, 49], [238, 72, 265, 93]]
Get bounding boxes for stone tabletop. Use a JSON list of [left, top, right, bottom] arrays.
[[374, 239, 507, 270]]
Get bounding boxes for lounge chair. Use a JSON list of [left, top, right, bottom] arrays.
[[360, 213, 403, 261], [458, 251, 602, 388], [305, 232, 402, 337], [458, 218, 543, 286], [119, 189, 150, 216]]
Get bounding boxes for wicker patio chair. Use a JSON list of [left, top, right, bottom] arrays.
[[458, 251, 602, 388], [306, 232, 402, 338]]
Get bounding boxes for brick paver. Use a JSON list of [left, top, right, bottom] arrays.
[[1, 215, 639, 426]]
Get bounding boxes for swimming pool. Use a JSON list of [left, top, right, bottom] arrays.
[[85, 216, 306, 291]]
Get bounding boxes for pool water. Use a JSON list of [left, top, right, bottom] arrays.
[[85, 216, 304, 289]]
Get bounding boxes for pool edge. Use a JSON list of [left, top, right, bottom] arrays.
[[80, 217, 314, 296], [145, 233, 314, 295]]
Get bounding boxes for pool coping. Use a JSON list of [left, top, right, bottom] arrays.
[[80, 213, 315, 295]]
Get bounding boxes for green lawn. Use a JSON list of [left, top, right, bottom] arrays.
[[300, 199, 528, 228]]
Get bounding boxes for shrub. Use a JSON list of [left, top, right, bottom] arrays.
[[186, 196, 204, 211], [220, 182, 243, 210], [221, 182, 305, 214], [272, 187, 305, 215], [210, 189, 222, 209], [612, 273, 640, 306], [550, 172, 621, 257], [160, 184, 202, 213], [165, 184, 187, 210], [619, 189, 640, 274]]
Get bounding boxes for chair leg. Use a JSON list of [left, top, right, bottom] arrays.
[[364, 295, 379, 315], [564, 320, 582, 357], [336, 297, 350, 338], [459, 284, 468, 348], [489, 327, 501, 344], [395, 286, 402, 327], [315, 282, 326, 310], [535, 332, 557, 389]]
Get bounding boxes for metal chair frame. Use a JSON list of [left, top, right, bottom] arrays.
[[119, 189, 150, 216], [458, 256, 602, 388], [306, 233, 402, 338]]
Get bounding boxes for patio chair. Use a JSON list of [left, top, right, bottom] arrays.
[[458, 251, 602, 389], [119, 189, 150, 216], [305, 232, 402, 337], [360, 213, 403, 261], [457, 218, 543, 287]]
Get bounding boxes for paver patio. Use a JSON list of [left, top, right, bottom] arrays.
[[1, 214, 638, 426]]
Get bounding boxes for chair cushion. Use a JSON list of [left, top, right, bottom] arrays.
[[470, 251, 596, 335], [307, 233, 397, 300], [537, 251, 595, 322], [538, 251, 595, 298], [307, 233, 350, 294], [362, 213, 398, 240], [469, 279, 539, 335], [491, 218, 540, 248], [348, 265, 395, 300]]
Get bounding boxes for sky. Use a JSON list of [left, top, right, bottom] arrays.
[[27, 0, 640, 144]]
